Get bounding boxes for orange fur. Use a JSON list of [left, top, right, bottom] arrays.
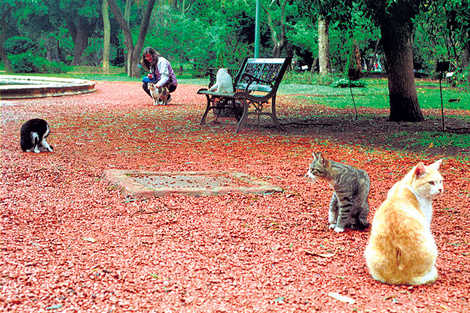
[[365, 160, 443, 285]]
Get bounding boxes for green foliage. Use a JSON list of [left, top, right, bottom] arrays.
[[10, 53, 64, 74], [144, 5, 252, 76], [2, 0, 468, 90], [331, 78, 366, 88], [81, 37, 104, 66], [282, 71, 341, 85], [4, 36, 38, 55]]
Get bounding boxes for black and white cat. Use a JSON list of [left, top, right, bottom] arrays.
[[20, 118, 53, 153]]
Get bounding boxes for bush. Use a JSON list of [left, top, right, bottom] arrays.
[[10, 53, 64, 74], [331, 78, 366, 88], [283, 71, 341, 86], [4, 36, 38, 55]]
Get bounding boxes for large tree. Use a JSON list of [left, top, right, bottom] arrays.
[[107, 0, 156, 77], [361, 0, 424, 122], [299, 0, 353, 75], [53, 0, 102, 65], [0, 4, 13, 73], [261, 0, 293, 58], [102, 0, 111, 73], [317, 14, 331, 74]]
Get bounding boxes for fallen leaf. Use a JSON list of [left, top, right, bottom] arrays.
[[303, 249, 335, 258], [274, 296, 285, 303], [82, 237, 97, 243], [328, 292, 356, 304]]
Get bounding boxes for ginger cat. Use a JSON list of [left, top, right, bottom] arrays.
[[365, 160, 443, 285]]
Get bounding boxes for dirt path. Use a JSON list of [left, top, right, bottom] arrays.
[[1, 82, 469, 312]]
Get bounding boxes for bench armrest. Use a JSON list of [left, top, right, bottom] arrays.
[[240, 73, 275, 92]]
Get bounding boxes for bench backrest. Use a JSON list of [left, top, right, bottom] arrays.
[[233, 57, 292, 94], [206, 68, 239, 89]]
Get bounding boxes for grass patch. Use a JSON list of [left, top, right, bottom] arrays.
[[281, 76, 470, 111], [390, 131, 470, 150]]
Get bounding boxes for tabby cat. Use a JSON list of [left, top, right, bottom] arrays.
[[365, 160, 443, 285], [306, 152, 370, 232]]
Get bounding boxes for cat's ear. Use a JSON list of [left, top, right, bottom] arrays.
[[430, 159, 442, 171], [317, 153, 329, 167], [312, 152, 318, 160], [414, 162, 427, 177]]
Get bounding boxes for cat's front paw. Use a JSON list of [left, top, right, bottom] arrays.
[[334, 227, 344, 233], [329, 224, 336, 229]]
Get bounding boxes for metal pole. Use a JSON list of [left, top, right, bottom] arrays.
[[349, 83, 358, 120], [255, 0, 260, 58], [439, 73, 445, 132]]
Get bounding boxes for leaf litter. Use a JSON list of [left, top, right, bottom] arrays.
[[1, 82, 469, 312]]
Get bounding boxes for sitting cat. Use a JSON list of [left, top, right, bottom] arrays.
[[20, 118, 53, 153], [208, 68, 234, 93], [306, 152, 370, 232], [148, 83, 170, 105], [365, 160, 443, 285]]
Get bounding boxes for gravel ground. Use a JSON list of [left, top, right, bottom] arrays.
[[1, 81, 469, 312]]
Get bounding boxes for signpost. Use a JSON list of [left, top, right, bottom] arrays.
[[436, 61, 450, 132]]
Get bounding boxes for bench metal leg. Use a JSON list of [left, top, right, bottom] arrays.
[[200, 95, 212, 125], [270, 96, 283, 131], [236, 99, 249, 133]]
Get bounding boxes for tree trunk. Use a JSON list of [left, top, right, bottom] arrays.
[[102, 0, 111, 73], [0, 7, 13, 73], [310, 58, 318, 73], [263, 0, 289, 58], [71, 25, 88, 66], [381, 20, 424, 122], [462, 44, 470, 83], [318, 15, 331, 75], [67, 17, 89, 66], [108, 0, 156, 78], [125, 0, 132, 25]]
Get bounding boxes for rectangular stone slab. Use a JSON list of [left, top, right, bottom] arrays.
[[104, 170, 283, 199]]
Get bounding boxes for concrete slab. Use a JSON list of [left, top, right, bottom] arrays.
[[104, 170, 283, 199]]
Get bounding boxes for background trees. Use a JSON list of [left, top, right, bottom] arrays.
[[361, 0, 425, 122]]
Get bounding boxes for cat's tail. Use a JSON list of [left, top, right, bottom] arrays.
[[32, 132, 41, 153], [358, 201, 371, 229], [358, 219, 370, 229], [356, 207, 370, 230]]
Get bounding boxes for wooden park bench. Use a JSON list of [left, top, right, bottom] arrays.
[[197, 57, 292, 133]]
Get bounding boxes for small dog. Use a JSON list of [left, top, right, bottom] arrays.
[[20, 118, 53, 153], [148, 83, 170, 105]]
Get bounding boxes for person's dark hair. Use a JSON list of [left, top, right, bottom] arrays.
[[141, 47, 160, 71]]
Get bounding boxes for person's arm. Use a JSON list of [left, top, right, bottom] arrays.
[[155, 59, 170, 87]]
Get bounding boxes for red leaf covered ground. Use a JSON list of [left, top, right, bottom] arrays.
[[1, 82, 469, 312]]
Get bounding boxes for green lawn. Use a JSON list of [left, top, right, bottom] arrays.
[[279, 78, 470, 111]]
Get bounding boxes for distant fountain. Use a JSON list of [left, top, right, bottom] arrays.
[[0, 75, 95, 99]]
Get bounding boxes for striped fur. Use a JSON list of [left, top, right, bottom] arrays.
[[306, 152, 370, 232]]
